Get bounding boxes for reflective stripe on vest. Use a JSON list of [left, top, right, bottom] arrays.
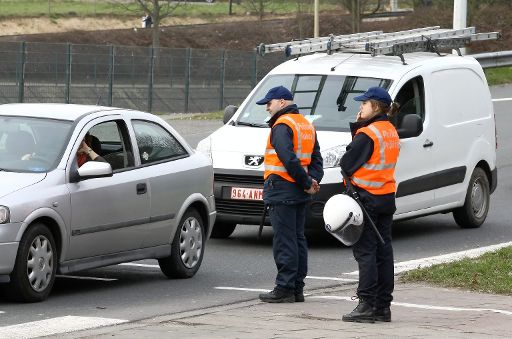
[[264, 113, 315, 182], [351, 120, 399, 195]]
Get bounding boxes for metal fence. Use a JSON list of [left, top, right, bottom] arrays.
[[0, 41, 286, 113], [0, 41, 510, 113]]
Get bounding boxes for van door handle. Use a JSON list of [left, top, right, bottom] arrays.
[[423, 139, 434, 148], [136, 183, 147, 195]]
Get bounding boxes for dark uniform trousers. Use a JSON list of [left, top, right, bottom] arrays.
[[268, 202, 307, 294], [352, 207, 394, 308]]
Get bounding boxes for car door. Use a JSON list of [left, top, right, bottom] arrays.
[[67, 117, 150, 260], [130, 119, 192, 248], [392, 76, 436, 215]]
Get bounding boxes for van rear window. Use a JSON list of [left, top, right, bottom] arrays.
[[237, 75, 392, 132]]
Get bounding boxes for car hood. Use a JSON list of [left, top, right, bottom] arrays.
[[0, 172, 47, 199]]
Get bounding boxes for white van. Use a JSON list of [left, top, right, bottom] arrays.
[[197, 28, 498, 238]]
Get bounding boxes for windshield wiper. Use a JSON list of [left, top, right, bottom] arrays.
[[235, 121, 268, 128]]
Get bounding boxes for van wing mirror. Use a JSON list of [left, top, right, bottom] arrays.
[[223, 105, 238, 124], [397, 114, 423, 139]]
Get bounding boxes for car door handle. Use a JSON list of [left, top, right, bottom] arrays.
[[136, 183, 147, 195], [423, 139, 434, 148]]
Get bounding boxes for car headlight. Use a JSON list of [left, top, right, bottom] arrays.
[[196, 137, 212, 160], [0, 206, 10, 224], [321, 144, 347, 168]]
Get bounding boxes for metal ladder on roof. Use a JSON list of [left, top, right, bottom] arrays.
[[256, 26, 500, 64]]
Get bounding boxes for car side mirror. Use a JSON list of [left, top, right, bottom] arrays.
[[397, 114, 423, 139], [223, 105, 238, 124], [70, 161, 113, 183]]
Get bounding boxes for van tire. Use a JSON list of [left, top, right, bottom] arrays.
[[210, 222, 237, 239], [453, 167, 490, 228], [7, 223, 57, 302], [159, 208, 204, 279]]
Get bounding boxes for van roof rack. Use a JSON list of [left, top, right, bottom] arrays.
[[256, 26, 500, 64]]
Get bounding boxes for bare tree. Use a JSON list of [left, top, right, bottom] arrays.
[[113, 0, 184, 49], [341, 0, 383, 33]]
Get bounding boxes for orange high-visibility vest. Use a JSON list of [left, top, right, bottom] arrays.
[[351, 120, 400, 195], [264, 113, 316, 182]]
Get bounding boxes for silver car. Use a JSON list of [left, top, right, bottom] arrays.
[[0, 103, 216, 302]]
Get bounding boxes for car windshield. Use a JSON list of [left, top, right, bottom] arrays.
[[0, 116, 73, 173], [236, 74, 392, 132]]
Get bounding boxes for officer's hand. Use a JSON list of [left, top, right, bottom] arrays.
[[305, 179, 320, 195]]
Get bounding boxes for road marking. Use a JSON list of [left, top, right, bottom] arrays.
[[56, 275, 117, 281], [492, 98, 512, 102], [216, 287, 270, 293], [306, 276, 358, 282], [345, 241, 512, 275], [119, 262, 159, 268], [0, 316, 128, 339], [312, 295, 512, 316]]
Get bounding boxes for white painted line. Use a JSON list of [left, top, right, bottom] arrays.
[[306, 276, 358, 282], [56, 275, 117, 282], [0, 311, 4, 314], [492, 98, 512, 102], [0, 315, 128, 339], [346, 241, 512, 275], [215, 287, 270, 293], [312, 295, 512, 316], [119, 262, 159, 268]]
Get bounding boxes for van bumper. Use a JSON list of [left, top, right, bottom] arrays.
[[215, 182, 344, 229]]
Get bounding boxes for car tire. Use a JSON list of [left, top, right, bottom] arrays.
[[453, 167, 490, 228], [210, 221, 237, 239], [7, 223, 57, 302], [159, 208, 204, 279]]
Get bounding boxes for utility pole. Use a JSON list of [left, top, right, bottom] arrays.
[[314, 0, 319, 37], [390, 0, 398, 12], [453, 0, 467, 54]]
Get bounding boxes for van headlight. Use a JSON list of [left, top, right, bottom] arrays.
[[196, 137, 212, 159], [0, 206, 10, 224], [321, 144, 347, 168]]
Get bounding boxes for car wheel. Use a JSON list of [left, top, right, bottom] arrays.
[[453, 167, 490, 228], [159, 208, 204, 279], [7, 223, 57, 302], [210, 221, 237, 239]]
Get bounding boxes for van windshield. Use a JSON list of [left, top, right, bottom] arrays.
[[237, 74, 392, 132]]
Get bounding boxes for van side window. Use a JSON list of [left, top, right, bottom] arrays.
[[393, 76, 425, 129]]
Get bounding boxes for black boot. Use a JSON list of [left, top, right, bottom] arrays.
[[295, 293, 305, 302], [374, 306, 391, 322], [342, 299, 375, 323], [259, 288, 295, 303]]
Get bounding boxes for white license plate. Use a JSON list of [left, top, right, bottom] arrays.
[[230, 187, 263, 201]]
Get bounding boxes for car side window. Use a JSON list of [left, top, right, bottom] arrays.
[[88, 120, 135, 171], [132, 120, 188, 165], [393, 76, 425, 130]]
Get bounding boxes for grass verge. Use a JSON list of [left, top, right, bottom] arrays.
[[484, 66, 512, 86], [400, 246, 512, 295]]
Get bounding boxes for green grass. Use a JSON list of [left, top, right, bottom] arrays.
[[0, 0, 339, 19], [400, 246, 512, 295], [484, 66, 512, 86]]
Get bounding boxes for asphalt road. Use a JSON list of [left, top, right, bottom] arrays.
[[0, 85, 510, 331]]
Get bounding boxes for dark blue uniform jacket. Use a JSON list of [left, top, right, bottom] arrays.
[[340, 113, 397, 215], [263, 104, 324, 205]]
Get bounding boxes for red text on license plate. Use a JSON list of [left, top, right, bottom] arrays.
[[230, 187, 263, 200]]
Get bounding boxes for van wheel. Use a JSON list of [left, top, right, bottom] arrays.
[[210, 222, 237, 239], [7, 223, 57, 302], [453, 167, 490, 228], [159, 209, 204, 279]]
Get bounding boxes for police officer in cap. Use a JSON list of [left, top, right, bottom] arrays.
[[340, 86, 400, 322], [257, 86, 323, 303]]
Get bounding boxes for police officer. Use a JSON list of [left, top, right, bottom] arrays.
[[340, 86, 400, 322], [256, 86, 323, 303]]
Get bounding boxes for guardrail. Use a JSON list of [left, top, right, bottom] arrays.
[[472, 51, 512, 68]]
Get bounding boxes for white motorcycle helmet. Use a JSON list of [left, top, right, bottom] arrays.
[[323, 194, 364, 246]]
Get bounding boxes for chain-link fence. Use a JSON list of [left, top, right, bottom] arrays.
[[0, 41, 286, 113]]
